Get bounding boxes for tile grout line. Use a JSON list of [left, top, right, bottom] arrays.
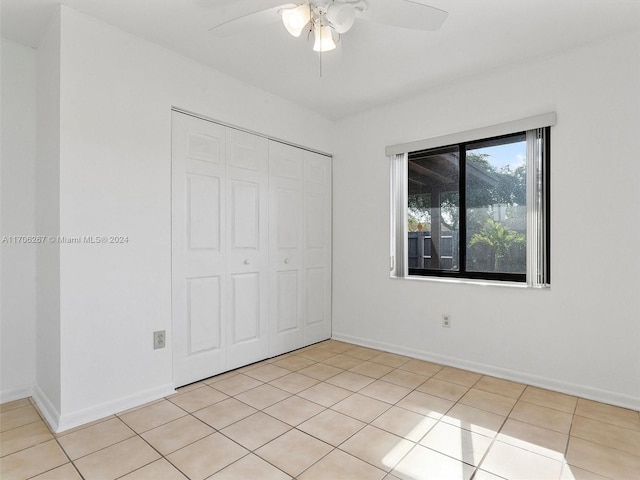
[[5, 341, 640, 480], [211, 344, 392, 478], [396, 371, 488, 478], [467, 375, 529, 479], [322, 364, 460, 477], [21, 401, 85, 480]]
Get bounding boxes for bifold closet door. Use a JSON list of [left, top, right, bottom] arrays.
[[224, 128, 269, 370], [269, 143, 332, 356], [173, 111, 330, 387], [269, 141, 305, 356], [303, 150, 332, 345], [172, 112, 227, 386], [172, 112, 269, 386]]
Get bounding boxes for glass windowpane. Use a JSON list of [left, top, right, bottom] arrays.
[[408, 146, 460, 272], [465, 135, 527, 274]]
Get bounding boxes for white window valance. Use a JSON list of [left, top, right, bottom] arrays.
[[385, 112, 556, 156]]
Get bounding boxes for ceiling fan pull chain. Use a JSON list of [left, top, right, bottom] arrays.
[[319, 35, 323, 78]]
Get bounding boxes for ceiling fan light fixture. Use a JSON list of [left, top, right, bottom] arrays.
[[281, 4, 311, 37], [326, 3, 356, 34], [313, 24, 336, 52]]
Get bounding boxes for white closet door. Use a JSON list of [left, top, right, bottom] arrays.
[[173, 111, 331, 387], [172, 111, 227, 386], [304, 151, 332, 344], [268, 141, 305, 356], [225, 128, 270, 369]]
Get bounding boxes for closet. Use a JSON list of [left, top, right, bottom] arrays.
[[171, 111, 331, 386]]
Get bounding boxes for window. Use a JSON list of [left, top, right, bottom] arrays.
[[390, 115, 553, 286]]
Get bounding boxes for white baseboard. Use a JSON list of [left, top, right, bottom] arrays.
[[32, 383, 176, 433], [33, 384, 61, 432], [331, 332, 640, 412], [0, 384, 35, 404]]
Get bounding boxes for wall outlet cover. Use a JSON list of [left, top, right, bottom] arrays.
[[154, 330, 166, 349]]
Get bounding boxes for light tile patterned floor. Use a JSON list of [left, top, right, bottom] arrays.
[[1, 340, 639, 479]]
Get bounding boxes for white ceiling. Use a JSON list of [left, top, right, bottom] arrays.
[[3, 0, 640, 119]]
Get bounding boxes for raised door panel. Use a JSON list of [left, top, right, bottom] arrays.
[[187, 132, 223, 165], [225, 127, 269, 369], [305, 268, 326, 326], [230, 180, 260, 250], [305, 191, 326, 250], [187, 174, 221, 251], [187, 276, 222, 353], [230, 273, 260, 343], [272, 142, 302, 180], [227, 133, 263, 171], [276, 270, 300, 333], [172, 112, 227, 386], [277, 188, 301, 249]]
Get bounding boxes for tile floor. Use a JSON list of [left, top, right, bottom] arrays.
[[1, 340, 639, 479]]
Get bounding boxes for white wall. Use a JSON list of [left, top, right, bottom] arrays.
[[10, 3, 638, 431], [0, 40, 37, 402], [34, 10, 62, 422], [332, 30, 640, 410], [44, 6, 333, 431]]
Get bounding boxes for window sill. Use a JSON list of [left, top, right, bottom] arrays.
[[390, 274, 550, 290]]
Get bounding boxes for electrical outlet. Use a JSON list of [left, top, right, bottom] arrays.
[[153, 330, 166, 349], [442, 314, 451, 328]]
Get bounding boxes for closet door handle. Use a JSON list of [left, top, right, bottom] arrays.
[[284, 258, 290, 264], [244, 259, 250, 265]]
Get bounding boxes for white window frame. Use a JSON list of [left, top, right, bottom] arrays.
[[389, 113, 555, 287]]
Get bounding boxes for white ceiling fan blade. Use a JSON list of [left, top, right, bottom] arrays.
[[363, 0, 448, 31], [209, 3, 296, 37]]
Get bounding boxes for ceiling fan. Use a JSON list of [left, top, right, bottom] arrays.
[[209, 0, 448, 53]]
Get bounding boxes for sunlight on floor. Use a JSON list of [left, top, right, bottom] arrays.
[[384, 412, 574, 480], [2, 340, 639, 479]]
